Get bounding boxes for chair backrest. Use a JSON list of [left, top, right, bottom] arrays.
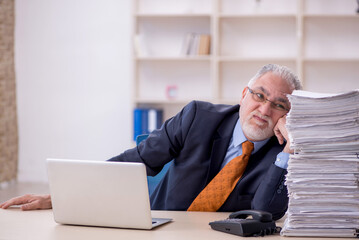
[[135, 134, 149, 146], [136, 134, 172, 196]]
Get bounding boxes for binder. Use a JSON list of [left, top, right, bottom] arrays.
[[133, 108, 163, 140]]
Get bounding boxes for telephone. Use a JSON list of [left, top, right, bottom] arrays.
[[209, 210, 280, 237]]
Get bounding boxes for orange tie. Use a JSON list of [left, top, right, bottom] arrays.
[[187, 141, 254, 212]]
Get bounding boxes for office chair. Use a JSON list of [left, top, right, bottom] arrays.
[[136, 134, 172, 196]]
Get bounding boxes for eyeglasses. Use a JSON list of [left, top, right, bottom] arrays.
[[247, 87, 290, 112]]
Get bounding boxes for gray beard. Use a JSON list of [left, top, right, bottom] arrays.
[[241, 113, 274, 141]]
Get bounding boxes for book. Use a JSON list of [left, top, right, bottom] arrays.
[[198, 34, 211, 55], [133, 109, 143, 141], [180, 33, 211, 56], [180, 32, 195, 56], [134, 34, 148, 57]]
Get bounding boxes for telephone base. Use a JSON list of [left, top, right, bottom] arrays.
[[209, 218, 278, 237]]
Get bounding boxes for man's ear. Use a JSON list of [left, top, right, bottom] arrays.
[[240, 86, 249, 105]]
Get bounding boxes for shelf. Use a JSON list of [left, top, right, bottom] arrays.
[[136, 17, 211, 57], [218, 57, 296, 62], [219, 14, 296, 19], [304, 14, 359, 18], [135, 98, 242, 107], [303, 0, 359, 16], [138, 56, 299, 62], [136, 56, 211, 61], [304, 58, 359, 63], [136, 0, 213, 16], [136, 13, 211, 18], [135, 98, 211, 105], [215, 99, 241, 105], [304, 17, 359, 59], [133, 0, 359, 132], [219, 17, 297, 58], [303, 61, 359, 93], [220, 0, 297, 16]]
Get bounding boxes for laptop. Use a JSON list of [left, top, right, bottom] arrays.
[[46, 158, 172, 229]]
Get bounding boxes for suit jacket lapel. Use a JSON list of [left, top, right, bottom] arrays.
[[205, 111, 239, 184]]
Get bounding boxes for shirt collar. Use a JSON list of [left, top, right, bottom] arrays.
[[233, 119, 269, 154]]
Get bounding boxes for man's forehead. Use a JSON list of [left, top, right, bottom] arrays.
[[252, 72, 294, 95]]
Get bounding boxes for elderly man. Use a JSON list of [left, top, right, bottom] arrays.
[[1, 64, 302, 220]]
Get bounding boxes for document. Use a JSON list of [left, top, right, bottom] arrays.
[[281, 89, 359, 238]]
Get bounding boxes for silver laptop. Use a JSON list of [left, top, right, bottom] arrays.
[[46, 158, 172, 229]]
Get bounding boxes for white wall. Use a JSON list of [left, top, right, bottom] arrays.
[[15, 0, 133, 182]]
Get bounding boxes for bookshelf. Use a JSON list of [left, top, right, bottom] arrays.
[[132, 0, 359, 122]]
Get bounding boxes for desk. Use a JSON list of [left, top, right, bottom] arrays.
[[0, 208, 334, 240]]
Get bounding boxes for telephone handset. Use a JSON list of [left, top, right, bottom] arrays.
[[209, 210, 280, 237], [229, 209, 272, 222]]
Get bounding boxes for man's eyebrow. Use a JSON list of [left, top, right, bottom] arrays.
[[257, 86, 269, 95], [276, 97, 289, 104], [256, 86, 289, 104]]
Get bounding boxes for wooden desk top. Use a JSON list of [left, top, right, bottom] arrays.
[[0, 208, 336, 240]]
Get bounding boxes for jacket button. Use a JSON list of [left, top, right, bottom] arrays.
[[277, 189, 282, 194]]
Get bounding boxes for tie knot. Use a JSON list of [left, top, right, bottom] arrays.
[[242, 141, 254, 155]]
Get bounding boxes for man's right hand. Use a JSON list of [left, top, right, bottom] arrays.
[[0, 194, 52, 210]]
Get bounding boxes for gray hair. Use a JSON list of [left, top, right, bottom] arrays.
[[248, 64, 302, 90]]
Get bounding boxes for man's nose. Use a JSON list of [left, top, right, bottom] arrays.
[[258, 100, 272, 116]]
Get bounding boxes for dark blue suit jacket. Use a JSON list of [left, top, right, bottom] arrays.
[[109, 101, 288, 220]]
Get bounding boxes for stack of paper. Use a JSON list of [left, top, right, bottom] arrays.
[[281, 90, 359, 238]]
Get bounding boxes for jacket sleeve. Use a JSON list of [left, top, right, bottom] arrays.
[[107, 101, 198, 176], [251, 163, 288, 220]]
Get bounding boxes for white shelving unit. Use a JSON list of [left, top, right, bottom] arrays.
[[302, 0, 359, 92], [133, 0, 359, 120]]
